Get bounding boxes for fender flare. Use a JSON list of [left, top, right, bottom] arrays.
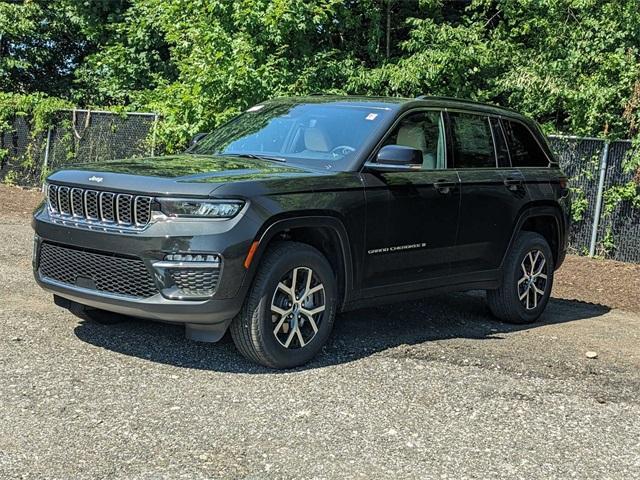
[[502, 204, 565, 268], [244, 215, 354, 308]]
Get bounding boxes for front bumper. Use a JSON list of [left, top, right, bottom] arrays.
[[32, 206, 258, 338]]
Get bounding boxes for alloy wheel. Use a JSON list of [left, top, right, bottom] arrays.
[[518, 249, 548, 310], [270, 266, 326, 349]]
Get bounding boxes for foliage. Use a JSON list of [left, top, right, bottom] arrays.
[[0, 92, 72, 183], [602, 181, 640, 217], [598, 226, 616, 257], [0, 92, 71, 135], [570, 187, 588, 223], [0, 1, 129, 98], [2, 0, 640, 152]]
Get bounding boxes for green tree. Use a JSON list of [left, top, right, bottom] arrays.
[[2, 0, 640, 153]]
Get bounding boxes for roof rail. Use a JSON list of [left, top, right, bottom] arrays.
[[415, 95, 483, 105], [414, 95, 522, 114]]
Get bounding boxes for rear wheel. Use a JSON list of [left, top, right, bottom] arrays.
[[486, 232, 554, 324], [230, 242, 337, 368]]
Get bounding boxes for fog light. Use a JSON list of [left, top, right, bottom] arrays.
[[164, 253, 219, 263]]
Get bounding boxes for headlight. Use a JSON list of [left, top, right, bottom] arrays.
[[157, 198, 244, 218]]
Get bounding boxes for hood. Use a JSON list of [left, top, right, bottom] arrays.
[[46, 154, 328, 197]]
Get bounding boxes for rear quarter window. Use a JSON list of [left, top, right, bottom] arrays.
[[503, 120, 549, 167]]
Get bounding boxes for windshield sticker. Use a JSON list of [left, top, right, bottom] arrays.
[[365, 113, 378, 121], [246, 104, 265, 112]]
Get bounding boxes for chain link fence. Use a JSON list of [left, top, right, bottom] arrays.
[[0, 111, 638, 262], [0, 109, 159, 185], [548, 135, 639, 263]]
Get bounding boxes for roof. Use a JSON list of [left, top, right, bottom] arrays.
[[266, 95, 527, 121]]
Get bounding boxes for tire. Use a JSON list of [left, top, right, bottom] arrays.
[[230, 242, 337, 369], [486, 232, 554, 324]]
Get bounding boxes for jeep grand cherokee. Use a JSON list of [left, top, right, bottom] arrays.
[[32, 96, 570, 368]]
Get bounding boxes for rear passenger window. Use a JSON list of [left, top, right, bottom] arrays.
[[502, 120, 549, 167], [449, 113, 496, 168]]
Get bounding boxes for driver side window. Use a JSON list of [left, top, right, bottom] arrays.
[[383, 111, 446, 169]]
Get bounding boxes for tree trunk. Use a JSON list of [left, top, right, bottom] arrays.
[[386, 0, 392, 59]]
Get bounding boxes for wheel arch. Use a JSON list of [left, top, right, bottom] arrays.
[[504, 203, 565, 270], [244, 214, 354, 310]]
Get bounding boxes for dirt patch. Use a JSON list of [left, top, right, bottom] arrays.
[[2, 183, 639, 312], [0, 184, 42, 220], [554, 255, 640, 313]]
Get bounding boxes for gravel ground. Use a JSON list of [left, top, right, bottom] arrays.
[[1, 187, 639, 479]]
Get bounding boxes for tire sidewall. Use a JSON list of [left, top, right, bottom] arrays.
[[254, 247, 337, 368]]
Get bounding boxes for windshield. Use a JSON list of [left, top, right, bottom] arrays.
[[190, 102, 393, 170]]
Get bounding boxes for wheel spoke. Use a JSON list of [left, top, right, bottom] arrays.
[[273, 315, 288, 335], [295, 326, 306, 347], [291, 268, 300, 298], [277, 281, 292, 297], [533, 288, 538, 308], [271, 304, 291, 316], [534, 258, 546, 276], [302, 305, 325, 316], [518, 276, 527, 286], [308, 284, 324, 296], [521, 262, 528, 277], [303, 269, 313, 297], [283, 328, 296, 348], [532, 251, 541, 270], [527, 252, 535, 275], [519, 287, 529, 301], [537, 273, 547, 280], [306, 315, 319, 334]]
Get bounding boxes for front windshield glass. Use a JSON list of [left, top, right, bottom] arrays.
[[190, 102, 393, 170]]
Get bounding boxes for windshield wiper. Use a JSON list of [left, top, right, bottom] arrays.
[[224, 153, 287, 163]]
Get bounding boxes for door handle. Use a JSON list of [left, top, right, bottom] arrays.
[[503, 177, 523, 191], [433, 180, 456, 194]]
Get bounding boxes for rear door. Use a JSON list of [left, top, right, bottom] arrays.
[[361, 110, 460, 293], [500, 118, 555, 200], [448, 111, 521, 275]]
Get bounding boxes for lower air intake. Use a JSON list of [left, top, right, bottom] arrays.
[[38, 242, 158, 298]]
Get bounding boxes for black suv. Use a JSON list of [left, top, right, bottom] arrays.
[[32, 96, 570, 368]]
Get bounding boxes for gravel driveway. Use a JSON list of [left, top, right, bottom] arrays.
[[1, 202, 639, 479]]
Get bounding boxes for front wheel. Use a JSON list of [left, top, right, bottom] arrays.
[[486, 232, 554, 324], [230, 242, 337, 368]]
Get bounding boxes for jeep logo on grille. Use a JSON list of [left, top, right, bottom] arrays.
[[88, 175, 103, 183]]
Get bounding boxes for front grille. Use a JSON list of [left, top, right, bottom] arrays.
[[38, 242, 158, 298], [169, 268, 220, 297], [47, 184, 153, 228]]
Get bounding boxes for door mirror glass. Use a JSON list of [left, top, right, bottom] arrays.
[[375, 145, 423, 167]]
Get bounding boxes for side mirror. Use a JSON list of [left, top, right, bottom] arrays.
[[366, 145, 423, 171], [190, 132, 208, 147]]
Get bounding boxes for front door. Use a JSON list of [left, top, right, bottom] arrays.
[[361, 110, 460, 294]]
